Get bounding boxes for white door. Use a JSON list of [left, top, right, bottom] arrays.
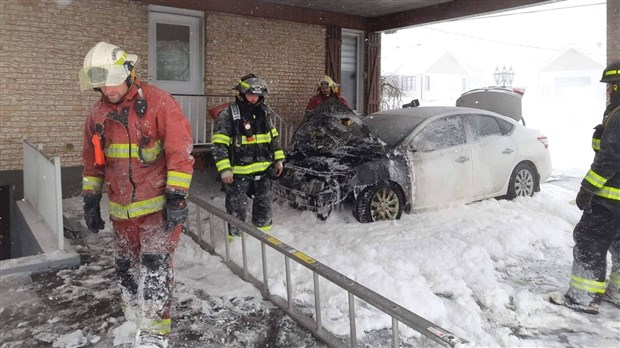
[[148, 9, 203, 94], [407, 116, 473, 209], [465, 114, 516, 197]]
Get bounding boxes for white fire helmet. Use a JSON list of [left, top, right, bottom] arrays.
[[78, 42, 139, 92]]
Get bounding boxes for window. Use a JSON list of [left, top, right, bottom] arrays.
[[148, 6, 204, 95], [401, 76, 416, 91], [341, 30, 363, 113], [425, 76, 430, 91], [411, 116, 465, 152], [466, 115, 503, 140]]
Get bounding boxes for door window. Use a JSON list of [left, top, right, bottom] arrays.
[[411, 116, 466, 152], [148, 6, 204, 95]]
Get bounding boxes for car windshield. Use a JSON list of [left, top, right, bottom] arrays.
[[363, 107, 452, 147]]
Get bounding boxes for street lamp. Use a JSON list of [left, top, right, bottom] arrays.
[[493, 66, 501, 86], [493, 65, 515, 88]]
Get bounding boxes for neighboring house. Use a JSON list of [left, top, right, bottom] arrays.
[[384, 52, 468, 107], [538, 47, 605, 103]]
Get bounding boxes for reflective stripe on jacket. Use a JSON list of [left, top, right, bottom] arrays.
[[212, 99, 285, 176], [82, 80, 194, 219], [582, 106, 620, 202]]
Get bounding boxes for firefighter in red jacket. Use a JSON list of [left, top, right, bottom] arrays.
[[79, 42, 194, 347], [551, 61, 620, 314], [305, 75, 350, 113]]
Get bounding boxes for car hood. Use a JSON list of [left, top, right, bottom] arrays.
[[286, 98, 387, 173]]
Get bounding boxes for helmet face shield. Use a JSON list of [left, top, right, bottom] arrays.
[[79, 64, 130, 91], [237, 77, 269, 96]]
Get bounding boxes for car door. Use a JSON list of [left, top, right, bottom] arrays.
[[407, 115, 473, 209], [464, 114, 517, 197]]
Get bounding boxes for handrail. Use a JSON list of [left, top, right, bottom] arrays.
[[187, 193, 469, 347]]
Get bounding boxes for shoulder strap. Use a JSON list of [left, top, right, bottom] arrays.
[[230, 102, 241, 121]]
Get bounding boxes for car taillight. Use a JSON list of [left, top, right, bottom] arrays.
[[537, 135, 549, 149]]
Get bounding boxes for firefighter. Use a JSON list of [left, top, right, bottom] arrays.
[[305, 75, 350, 113], [79, 42, 194, 347], [551, 61, 620, 314], [212, 74, 285, 237]]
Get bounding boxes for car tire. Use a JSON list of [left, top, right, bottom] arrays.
[[353, 181, 404, 223], [506, 162, 537, 199]]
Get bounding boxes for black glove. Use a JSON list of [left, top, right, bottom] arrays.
[[84, 196, 105, 233], [575, 188, 594, 212], [164, 194, 188, 232]]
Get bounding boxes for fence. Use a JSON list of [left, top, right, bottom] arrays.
[[174, 94, 295, 150], [186, 194, 469, 347], [22, 139, 64, 250]]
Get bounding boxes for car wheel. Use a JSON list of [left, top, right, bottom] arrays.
[[506, 163, 537, 199], [353, 181, 404, 223]]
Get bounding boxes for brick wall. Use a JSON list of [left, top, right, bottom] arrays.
[[0, 0, 325, 171], [205, 13, 325, 125], [608, 0, 619, 63], [0, 0, 148, 170]]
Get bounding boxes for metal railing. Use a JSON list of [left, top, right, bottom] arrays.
[[186, 194, 469, 347], [174, 94, 295, 150], [22, 139, 64, 250]]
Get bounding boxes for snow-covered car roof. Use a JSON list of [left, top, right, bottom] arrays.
[[364, 106, 513, 147]]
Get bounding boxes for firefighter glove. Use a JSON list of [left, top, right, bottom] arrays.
[[84, 196, 105, 233], [575, 187, 594, 212], [164, 194, 188, 232]]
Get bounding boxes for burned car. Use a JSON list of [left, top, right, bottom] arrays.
[[272, 97, 551, 223]]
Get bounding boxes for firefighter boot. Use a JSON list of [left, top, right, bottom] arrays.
[[549, 292, 600, 315], [603, 273, 620, 308]]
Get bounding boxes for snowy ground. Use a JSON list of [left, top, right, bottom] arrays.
[[4, 165, 617, 348]]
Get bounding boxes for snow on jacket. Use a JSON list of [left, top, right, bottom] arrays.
[[212, 99, 285, 176], [582, 105, 620, 204], [82, 80, 194, 219], [306, 93, 350, 111]]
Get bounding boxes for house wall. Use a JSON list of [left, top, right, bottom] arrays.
[[0, 0, 324, 177], [609, 0, 619, 64]]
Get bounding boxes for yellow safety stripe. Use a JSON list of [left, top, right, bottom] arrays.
[[141, 318, 171, 335], [584, 169, 607, 189], [595, 185, 620, 201], [232, 161, 272, 175], [570, 275, 605, 294], [592, 138, 600, 151], [104, 141, 162, 162], [167, 171, 192, 189], [109, 195, 166, 220], [82, 176, 103, 191], [212, 133, 231, 146], [114, 52, 128, 65], [274, 149, 285, 161], [241, 132, 272, 145], [216, 158, 232, 172], [604, 69, 619, 78], [610, 272, 620, 287], [255, 224, 272, 232], [271, 127, 280, 137]]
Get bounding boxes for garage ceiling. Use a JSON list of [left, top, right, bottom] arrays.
[[139, 0, 556, 31], [258, 0, 454, 18]]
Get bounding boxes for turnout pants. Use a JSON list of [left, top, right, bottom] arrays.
[[568, 198, 620, 305], [224, 174, 272, 234], [111, 211, 183, 335]]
